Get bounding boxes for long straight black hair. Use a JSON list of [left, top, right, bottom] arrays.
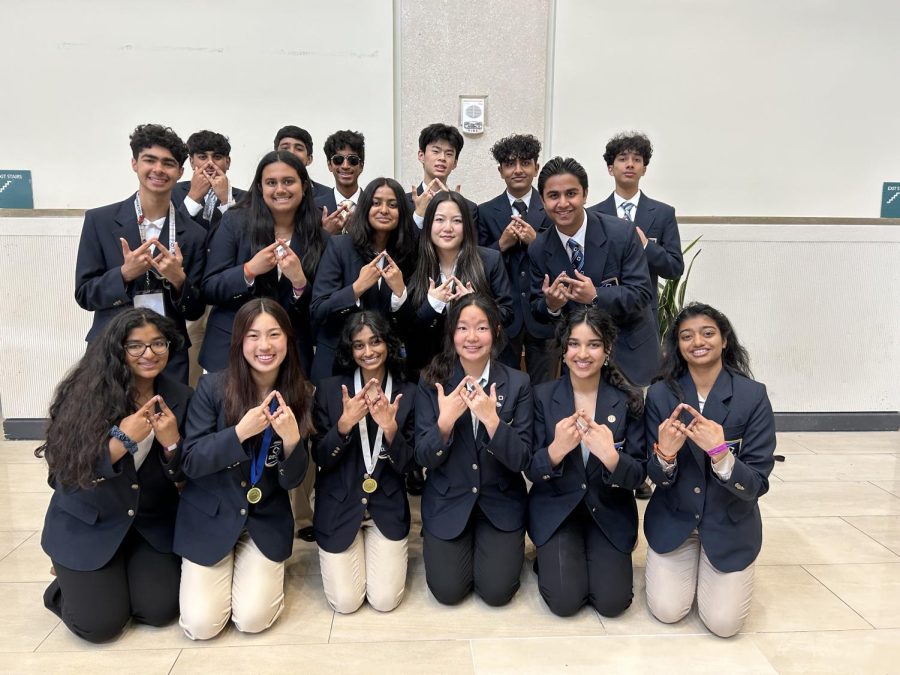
[[347, 177, 418, 278]]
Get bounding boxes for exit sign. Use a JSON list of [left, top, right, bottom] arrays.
[[882, 182, 900, 218], [0, 170, 33, 208]]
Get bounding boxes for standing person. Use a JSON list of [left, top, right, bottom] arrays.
[[528, 156, 658, 387], [38, 309, 191, 643], [406, 191, 514, 377], [528, 307, 645, 617], [176, 299, 313, 640], [317, 130, 366, 234], [478, 133, 557, 383], [75, 123, 207, 384], [644, 303, 776, 638], [310, 177, 418, 382], [415, 295, 532, 606], [312, 312, 416, 613], [200, 150, 327, 377]]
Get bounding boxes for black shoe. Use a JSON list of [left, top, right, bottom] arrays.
[[406, 468, 425, 496], [635, 482, 653, 500], [43, 579, 63, 618], [296, 526, 316, 542]]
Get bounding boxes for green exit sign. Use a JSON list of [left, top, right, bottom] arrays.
[[0, 170, 33, 208], [882, 182, 900, 218]]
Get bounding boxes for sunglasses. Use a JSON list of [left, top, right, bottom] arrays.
[[330, 154, 361, 167]]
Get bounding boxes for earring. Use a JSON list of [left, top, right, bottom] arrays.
[[603, 357, 609, 366]]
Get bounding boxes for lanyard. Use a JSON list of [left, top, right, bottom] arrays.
[[250, 398, 280, 487], [354, 370, 393, 475], [133, 193, 177, 255]]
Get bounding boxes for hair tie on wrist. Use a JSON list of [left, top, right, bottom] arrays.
[[705, 442, 729, 457]]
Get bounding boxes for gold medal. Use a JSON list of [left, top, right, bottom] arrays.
[[247, 486, 263, 504], [362, 478, 378, 493]]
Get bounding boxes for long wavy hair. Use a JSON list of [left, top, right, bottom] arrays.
[[347, 177, 418, 278], [409, 191, 489, 309], [223, 299, 314, 439], [656, 302, 753, 400], [333, 311, 407, 382], [35, 309, 183, 488], [422, 294, 506, 385], [232, 150, 326, 295], [557, 306, 643, 416]]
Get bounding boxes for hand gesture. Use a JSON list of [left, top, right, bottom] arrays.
[[676, 404, 726, 457], [337, 381, 375, 436], [412, 178, 447, 217], [567, 270, 598, 304], [547, 411, 583, 465], [245, 242, 280, 278], [321, 205, 349, 235], [435, 380, 469, 440], [379, 252, 406, 297], [542, 272, 570, 312], [187, 164, 212, 202], [366, 385, 401, 443], [264, 390, 301, 452], [120, 238, 156, 282], [353, 253, 384, 298], [578, 415, 616, 463], [207, 165, 230, 205], [147, 396, 180, 448], [512, 216, 537, 246], [275, 239, 306, 287], [498, 222, 520, 252], [635, 226, 648, 248], [235, 391, 277, 442], [151, 242, 186, 290], [656, 404, 688, 461], [461, 378, 500, 437], [119, 395, 161, 443]]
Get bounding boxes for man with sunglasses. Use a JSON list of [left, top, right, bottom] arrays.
[[318, 130, 366, 234], [74, 124, 207, 384]]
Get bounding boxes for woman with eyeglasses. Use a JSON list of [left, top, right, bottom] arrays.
[[310, 177, 418, 382], [37, 309, 191, 643], [200, 150, 327, 377]]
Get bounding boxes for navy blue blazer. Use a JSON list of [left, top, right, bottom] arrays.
[[415, 361, 532, 540], [199, 208, 326, 373], [312, 374, 416, 554], [175, 372, 309, 565], [589, 192, 684, 310], [527, 210, 659, 386], [74, 196, 207, 344], [405, 187, 480, 232], [644, 369, 776, 573], [309, 235, 415, 382], [477, 189, 553, 340], [171, 180, 247, 234], [527, 377, 645, 552], [41, 374, 191, 572]]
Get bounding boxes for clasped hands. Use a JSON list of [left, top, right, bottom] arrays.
[[655, 403, 727, 464], [548, 409, 617, 469], [435, 376, 500, 442], [337, 379, 402, 443], [541, 270, 598, 311], [235, 390, 301, 453], [120, 238, 186, 290], [117, 395, 180, 452], [352, 251, 405, 298], [244, 239, 306, 288]]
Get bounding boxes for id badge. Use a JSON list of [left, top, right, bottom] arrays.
[[600, 277, 620, 288], [134, 292, 166, 316]]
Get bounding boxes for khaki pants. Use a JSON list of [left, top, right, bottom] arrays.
[[645, 529, 754, 638], [185, 307, 211, 390], [179, 532, 286, 640], [290, 467, 316, 530], [318, 518, 408, 614]]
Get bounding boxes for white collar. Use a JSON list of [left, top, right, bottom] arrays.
[[555, 210, 588, 251]]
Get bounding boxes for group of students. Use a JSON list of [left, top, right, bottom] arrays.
[[37, 120, 776, 643]]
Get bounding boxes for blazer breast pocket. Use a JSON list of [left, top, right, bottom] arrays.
[[180, 487, 221, 517], [427, 470, 451, 496], [56, 497, 100, 525], [722, 426, 746, 457]]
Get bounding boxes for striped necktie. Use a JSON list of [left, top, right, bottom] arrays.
[[621, 202, 635, 222], [567, 238, 584, 273]]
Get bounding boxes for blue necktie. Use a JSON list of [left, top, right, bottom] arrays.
[[567, 238, 584, 273], [621, 202, 635, 222]]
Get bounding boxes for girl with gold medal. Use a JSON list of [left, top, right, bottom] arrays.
[[174, 299, 314, 639], [312, 311, 416, 613]]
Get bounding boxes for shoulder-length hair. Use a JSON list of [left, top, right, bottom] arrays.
[[346, 177, 417, 277], [656, 302, 753, 400], [422, 294, 505, 385], [233, 150, 326, 293], [557, 306, 643, 416], [333, 311, 406, 382], [35, 309, 183, 488], [409, 191, 488, 309], [223, 298, 314, 439]]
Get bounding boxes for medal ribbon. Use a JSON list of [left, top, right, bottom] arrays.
[[250, 397, 280, 488], [354, 370, 393, 475], [133, 193, 177, 256]]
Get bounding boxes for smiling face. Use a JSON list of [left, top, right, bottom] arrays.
[[418, 139, 458, 182], [327, 146, 364, 191], [564, 322, 607, 382], [678, 315, 726, 369], [369, 184, 400, 234], [453, 305, 493, 366], [430, 199, 464, 253], [131, 145, 183, 196], [124, 323, 169, 384], [261, 161, 304, 216], [541, 172, 587, 235], [351, 324, 388, 377], [242, 311, 288, 376]]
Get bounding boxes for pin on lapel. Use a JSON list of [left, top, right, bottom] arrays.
[[607, 415, 616, 423]]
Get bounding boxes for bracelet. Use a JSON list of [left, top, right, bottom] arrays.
[[109, 425, 138, 455], [165, 441, 179, 453], [653, 442, 677, 463], [243, 263, 255, 283], [292, 285, 306, 295], [705, 442, 729, 457]]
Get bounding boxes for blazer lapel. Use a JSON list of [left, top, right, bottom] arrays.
[[700, 369, 734, 428], [585, 383, 622, 478], [583, 212, 609, 282], [551, 378, 587, 477], [527, 188, 549, 231], [543, 228, 574, 277], [475, 361, 507, 446], [635, 191, 657, 231], [595, 193, 617, 217], [115, 196, 143, 252], [678, 374, 708, 472]]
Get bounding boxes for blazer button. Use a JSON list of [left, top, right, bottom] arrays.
[[581, 483, 587, 490], [542, 474, 551, 480], [592, 507, 597, 512], [471, 487, 478, 494], [241, 481, 247, 488], [693, 487, 702, 494], [611, 484, 619, 488], [240, 508, 247, 516], [361, 497, 368, 505], [127, 509, 135, 517], [735, 483, 745, 490], [168, 469, 175, 475], [661, 481, 670, 486], [436, 450, 444, 456], [695, 514, 700, 520], [131, 483, 139, 490], [472, 463, 478, 470]]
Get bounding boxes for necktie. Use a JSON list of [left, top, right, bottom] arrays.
[[567, 238, 584, 273], [512, 199, 528, 217], [621, 202, 635, 222], [202, 188, 217, 221]]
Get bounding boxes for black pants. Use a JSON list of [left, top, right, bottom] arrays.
[[499, 332, 560, 386], [536, 502, 633, 617], [44, 528, 181, 643], [423, 504, 524, 607]]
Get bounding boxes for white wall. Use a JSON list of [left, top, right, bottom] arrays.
[[2, 1, 395, 208], [550, 0, 900, 217]]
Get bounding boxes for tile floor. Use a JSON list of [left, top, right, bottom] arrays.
[[0, 432, 898, 674]]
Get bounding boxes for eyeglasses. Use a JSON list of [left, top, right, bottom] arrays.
[[124, 340, 171, 357], [330, 154, 361, 167]]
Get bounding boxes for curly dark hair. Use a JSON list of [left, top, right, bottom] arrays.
[[557, 306, 643, 416], [656, 302, 753, 400], [489, 134, 541, 164], [35, 309, 184, 488], [273, 125, 314, 155], [422, 294, 506, 385], [334, 311, 406, 381], [186, 130, 231, 157], [538, 156, 589, 195], [324, 130, 365, 162], [602, 132, 653, 167], [418, 123, 464, 157], [129, 124, 188, 165], [347, 177, 417, 276]]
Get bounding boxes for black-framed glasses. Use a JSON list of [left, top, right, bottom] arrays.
[[124, 340, 171, 357], [330, 154, 361, 167]]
